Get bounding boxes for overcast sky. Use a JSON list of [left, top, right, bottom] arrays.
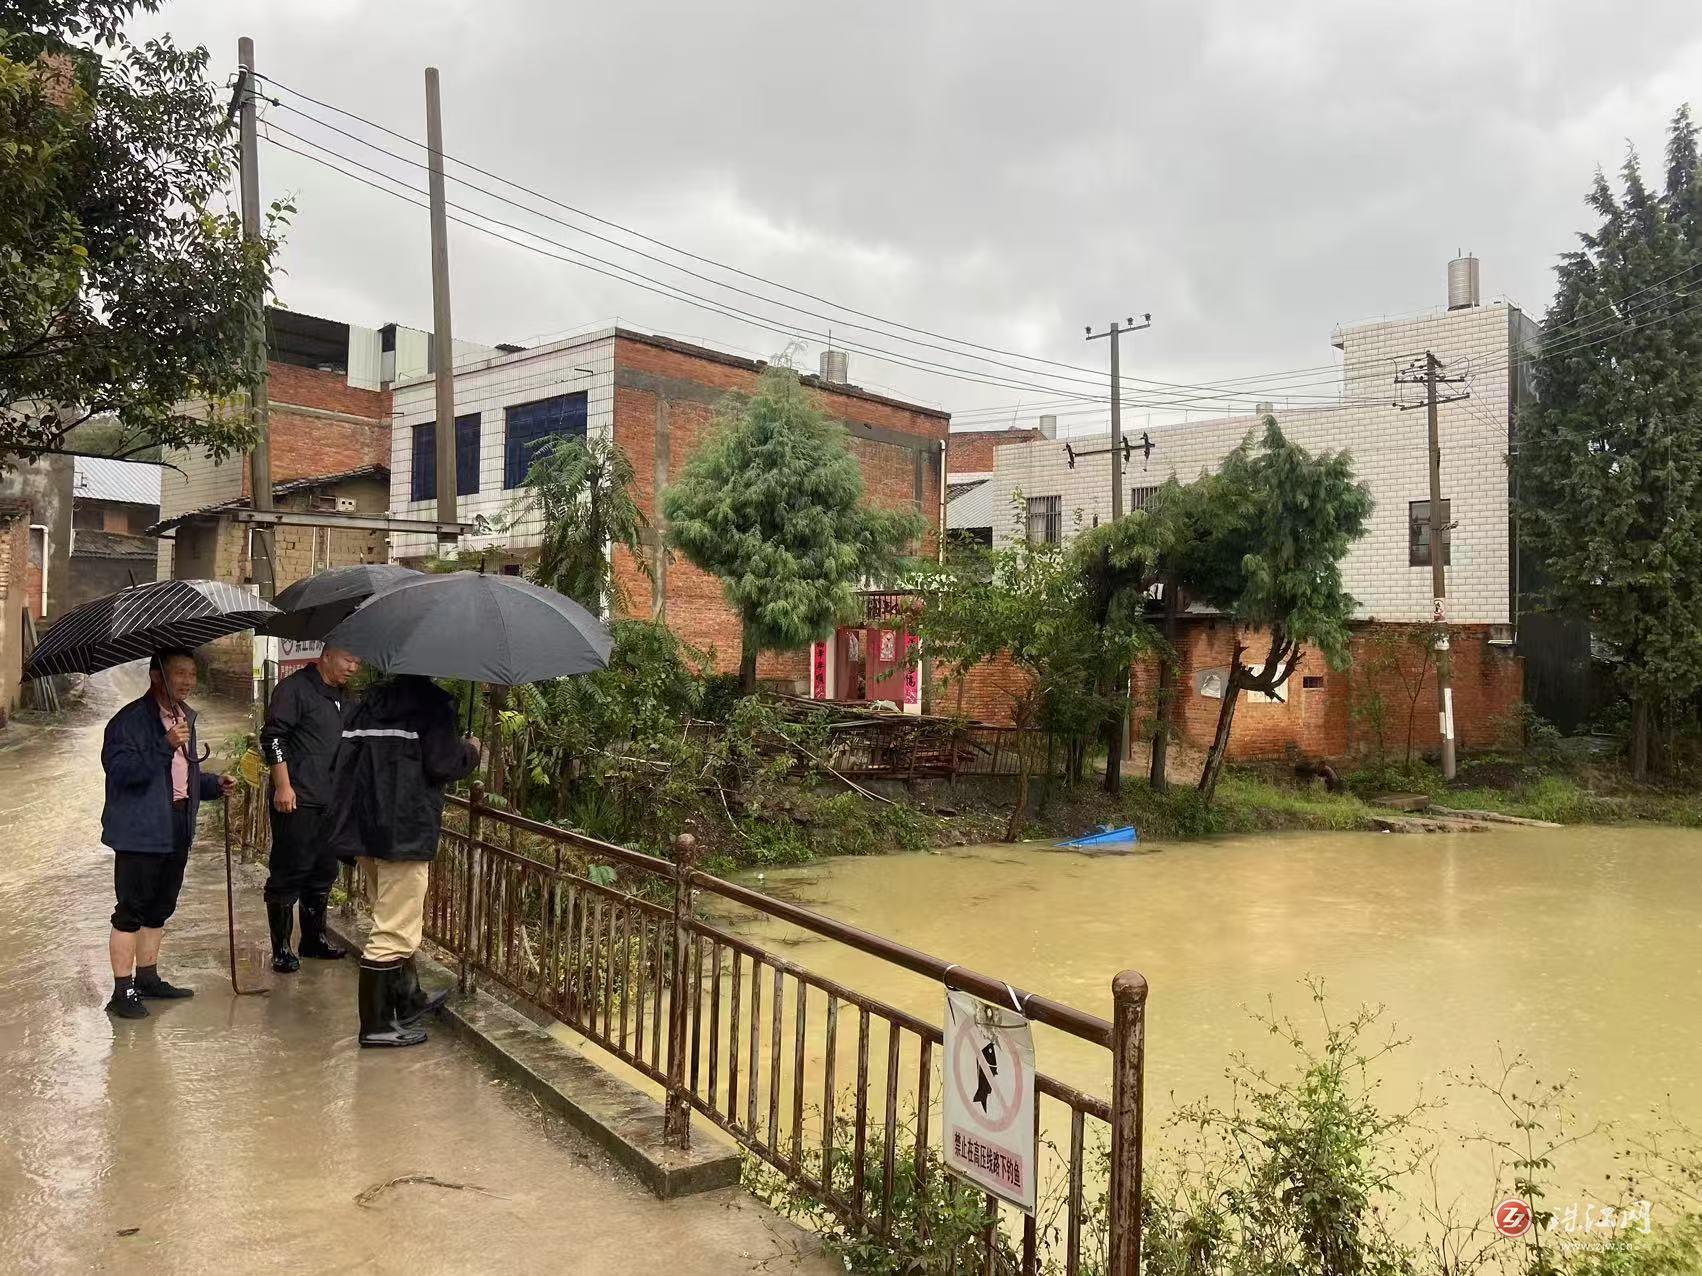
[[135, 1, 1702, 432]]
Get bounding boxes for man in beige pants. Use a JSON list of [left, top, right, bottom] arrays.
[[327, 674, 479, 1048]]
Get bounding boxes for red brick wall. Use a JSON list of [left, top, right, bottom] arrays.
[[613, 336, 945, 687], [948, 428, 1041, 475], [942, 653, 1032, 722], [955, 620, 1522, 761], [244, 364, 390, 493], [1159, 621, 1522, 760]]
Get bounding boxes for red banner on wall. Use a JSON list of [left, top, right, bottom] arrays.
[[812, 641, 828, 700]]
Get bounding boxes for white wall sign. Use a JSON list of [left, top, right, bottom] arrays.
[[942, 989, 1038, 1214]]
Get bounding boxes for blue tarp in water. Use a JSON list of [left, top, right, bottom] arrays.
[[1058, 824, 1139, 848]]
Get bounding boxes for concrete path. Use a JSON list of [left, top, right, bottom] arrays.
[[0, 673, 830, 1275]]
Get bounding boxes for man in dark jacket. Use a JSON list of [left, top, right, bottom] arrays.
[[258, 645, 361, 972], [327, 675, 479, 1048], [101, 649, 234, 1019]]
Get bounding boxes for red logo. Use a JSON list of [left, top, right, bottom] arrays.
[[1494, 1199, 1533, 1238]]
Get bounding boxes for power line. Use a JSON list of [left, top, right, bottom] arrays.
[[264, 126, 1409, 415], [255, 74, 1422, 407]]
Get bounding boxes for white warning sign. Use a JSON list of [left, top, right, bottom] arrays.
[[942, 989, 1038, 1214]]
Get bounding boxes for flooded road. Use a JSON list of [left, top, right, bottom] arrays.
[[0, 674, 827, 1275], [730, 824, 1702, 1199]]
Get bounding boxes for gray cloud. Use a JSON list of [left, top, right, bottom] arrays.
[[137, 0, 1702, 428]]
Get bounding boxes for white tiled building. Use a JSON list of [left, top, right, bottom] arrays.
[[983, 265, 1539, 628], [388, 331, 615, 562]]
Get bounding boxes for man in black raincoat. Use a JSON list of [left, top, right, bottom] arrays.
[[258, 645, 361, 972], [327, 675, 479, 1048]]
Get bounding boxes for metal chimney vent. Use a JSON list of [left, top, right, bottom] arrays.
[[1037, 414, 1058, 439], [1447, 256, 1481, 310], [819, 349, 850, 384]]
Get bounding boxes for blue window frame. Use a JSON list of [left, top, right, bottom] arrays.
[[410, 414, 482, 502], [504, 393, 588, 488]]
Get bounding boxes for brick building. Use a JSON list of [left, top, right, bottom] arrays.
[[389, 335, 948, 700], [946, 422, 1049, 548], [0, 502, 29, 724], [66, 457, 161, 610], [153, 309, 493, 693], [964, 259, 1530, 760]]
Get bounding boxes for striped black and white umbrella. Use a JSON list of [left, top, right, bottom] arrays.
[[23, 579, 279, 680]]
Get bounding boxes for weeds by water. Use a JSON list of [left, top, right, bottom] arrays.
[[750, 984, 1702, 1275]]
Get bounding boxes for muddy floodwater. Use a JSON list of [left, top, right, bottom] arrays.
[[723, 824, 1702, 1204]]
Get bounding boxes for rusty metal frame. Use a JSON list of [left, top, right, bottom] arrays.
[[350, 787, 1149, 1275]]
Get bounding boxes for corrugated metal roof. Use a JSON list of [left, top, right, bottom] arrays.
[[946, 478, 996, 531], [73, 457, 161, 507]]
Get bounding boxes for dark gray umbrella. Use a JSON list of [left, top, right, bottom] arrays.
[[321, 571, 612, 685], [24, 579, 278, 680], [257, 563, 422, 641]]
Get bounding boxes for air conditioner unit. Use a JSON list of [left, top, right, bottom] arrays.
[[336, 497, 357, 513]]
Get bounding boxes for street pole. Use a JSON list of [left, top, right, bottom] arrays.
[[1395, 352, 1469, 780], [425, 66, 459, 536], [1424, 352, 1456, 779], [237, 37, 274, 601], [1086, 315, 1151, 793]]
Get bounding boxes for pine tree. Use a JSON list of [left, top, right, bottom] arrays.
[[1516, 107, 1702, 778], [663, 365, 925, 692]]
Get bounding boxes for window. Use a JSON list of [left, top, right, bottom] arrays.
[[1026, 495, 1062, 545], [1302, 675, 1325, 690], [1409, 499, 1452, 567], [1130, 484, 1159, 511], [410, 414, 482, 502], [504, 392, 588, 488]]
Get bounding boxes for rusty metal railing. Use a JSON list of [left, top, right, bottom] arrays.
[[392, 787, 1145, 1274]]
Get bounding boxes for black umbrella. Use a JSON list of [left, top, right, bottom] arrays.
[[322, 571, 612, 686], [257, 563, 422, 641], [23, 579, 279, 680]]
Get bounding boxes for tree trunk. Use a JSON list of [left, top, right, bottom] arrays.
[[739, 626, 758, 695], [1197, 678, 1242, 804], [1149, 579, 1180, 791], [1631, 696, 1651, 781], [1102, 667, 1128, 795], [1006, 738, 1032, 842]]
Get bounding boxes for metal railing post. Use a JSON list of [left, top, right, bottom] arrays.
[[663, 831, 698, 1149], [1109, 970, 1148, 1276], [462, 782, 484, 996]]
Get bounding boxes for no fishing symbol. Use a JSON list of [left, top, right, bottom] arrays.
[[941, 988, 1038, 1213]]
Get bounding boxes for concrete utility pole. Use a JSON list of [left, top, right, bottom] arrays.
[[1086, 315, 1152, 522], [1085, 314, 1151, 793], [424, 66, 459, 535], [237, 37, 274, 599], [1395, 352, 1470, 779]]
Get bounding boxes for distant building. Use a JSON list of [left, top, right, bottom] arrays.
[[388, 336, 948, 705], [946, 422, 1049, 547], [66, 457, 161, 610], [964, 259, 1530, 760], [151, 308, 498, 693]]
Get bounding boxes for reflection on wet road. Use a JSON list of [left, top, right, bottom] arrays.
[[0, 671, 826, 1274]]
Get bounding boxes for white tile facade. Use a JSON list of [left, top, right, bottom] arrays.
[[388, 332, 617, 561], [987, 303, 1522, 625]]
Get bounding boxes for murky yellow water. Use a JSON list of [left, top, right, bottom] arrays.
[[720, 825, 1702, 1206]]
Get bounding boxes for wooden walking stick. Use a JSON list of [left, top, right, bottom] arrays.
[[223, 794, 269, 996]]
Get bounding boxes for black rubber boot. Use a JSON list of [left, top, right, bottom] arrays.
[[296, 896, 347, 960], [394, 955, 450, 1027], [267, 900, 300, 973], [358, 959, 427, 1048]]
